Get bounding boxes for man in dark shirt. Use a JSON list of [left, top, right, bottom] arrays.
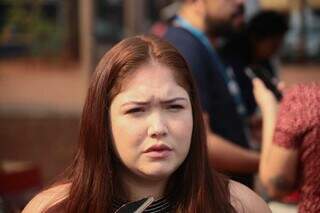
[[163, 0, 259, 187]]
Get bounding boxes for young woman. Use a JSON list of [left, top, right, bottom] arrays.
[[23, 35, 269, 213]]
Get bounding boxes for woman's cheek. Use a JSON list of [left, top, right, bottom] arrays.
[[171, 114, 193, 143]]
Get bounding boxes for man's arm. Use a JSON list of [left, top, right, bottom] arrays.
[[203, 113, 260, 174]]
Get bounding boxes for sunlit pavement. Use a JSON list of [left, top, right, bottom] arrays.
[[0, 59, 88, 115]]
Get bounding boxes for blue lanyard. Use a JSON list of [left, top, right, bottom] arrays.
[[174, 16, 213, 53]]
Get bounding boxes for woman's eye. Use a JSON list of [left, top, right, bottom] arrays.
[[167, 104, 184, 112], [126, 107, 145, 114]]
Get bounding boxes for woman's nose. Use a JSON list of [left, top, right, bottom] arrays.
[[147, 112, 168, 139]]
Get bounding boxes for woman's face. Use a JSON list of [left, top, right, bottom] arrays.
[[110, 62, 193, 182]]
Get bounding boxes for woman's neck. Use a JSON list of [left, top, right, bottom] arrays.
[[120, 171, 168, 202]]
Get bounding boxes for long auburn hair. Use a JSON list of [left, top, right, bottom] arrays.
[[47, 35, 235, 212]]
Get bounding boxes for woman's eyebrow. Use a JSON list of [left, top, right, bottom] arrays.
[[160, 97, 188, 104], [121, 97, 188, 107], [121, 101, 149, 107]]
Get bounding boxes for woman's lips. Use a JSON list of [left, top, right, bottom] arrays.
[[144, 144, 172, 158]]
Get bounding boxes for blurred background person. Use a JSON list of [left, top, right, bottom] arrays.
[[218, 10, 289, 119], [254, 79, 320, 213], [163, 0, 260, 188]]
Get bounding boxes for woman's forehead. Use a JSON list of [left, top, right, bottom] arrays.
[[112, 63, 190, 104], [120, 63, 178, 90]]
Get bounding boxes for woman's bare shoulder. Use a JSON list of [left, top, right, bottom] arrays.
[[229, 180, 271, 213], [22, 183, 71, 213]]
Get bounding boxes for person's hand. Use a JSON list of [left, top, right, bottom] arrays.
[[249, 114, 263, 147], [253, 78, 279, 116]]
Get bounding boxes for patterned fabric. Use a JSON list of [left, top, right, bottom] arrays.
[[273, 83, 320, 213], [112, 197, 172, 213]]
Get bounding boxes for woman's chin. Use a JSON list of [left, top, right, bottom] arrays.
[[139, 166, 174, 181], [139, 159, 183, 180]]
